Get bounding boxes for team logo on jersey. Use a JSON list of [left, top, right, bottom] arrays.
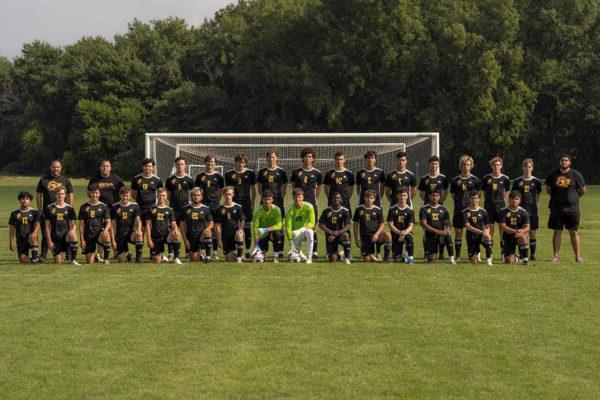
[[232, 174, 237, 180], [519, 181, 523, 187], [427, 208, 431, 214], [361, 172, 365, 178], [137, 179, 142, 185], [201, 176, 206, 182], [298, 171, 303, 177], [16, 213, 21, 220], [220, 208, 226, 215], [263, 171, 268, 176], [328, 212, 332, 217], [359, 210, 364, 216], [488, 179, 492, 184], [152, 208, 157, 214], [506, 212, 511, 218], [467, 212, 471, 217], [187, 209, 191, 214], [47, 180, 62, 192], [556, 176, 571, 188], [85, 206, 90, 212], [172, 179, 177, 184], [331, 172, 336, 178]]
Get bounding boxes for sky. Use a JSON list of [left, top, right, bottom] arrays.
[[0, 0, 236, 59]]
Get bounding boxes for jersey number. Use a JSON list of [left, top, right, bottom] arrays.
[[143, 183, 149, 190], [122, 212, 128, 220], [192, 213, 199, 220], [397, 216, 405, 223], [331, 216, 337, 224], [524, 186, 529, 193], [492, 183, 498, 191], [157, 213, 164, 221], [510, 217, 517, 225], [364, 214, 371, 222], [22, 217, 29, 224], [90, 210, 96, 218], [432, 214, 439, 221], [57, 214, 64, 221]]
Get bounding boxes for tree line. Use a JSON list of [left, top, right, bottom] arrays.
[[0, 0, 598, 181]]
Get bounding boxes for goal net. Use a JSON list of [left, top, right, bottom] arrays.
[[146, 132, 439, 185]]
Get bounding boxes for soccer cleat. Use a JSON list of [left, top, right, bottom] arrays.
[[551, 255, 560, 263], [273, 257, 279, 263], [476, 253, 481, 262], [127, 252, 133, 262], [174, 257, 182, 265], [71, 260, 81, 266], [575, 256, 584, 263], [236, 257, 243, 263], [306, 258, 312, 264], [245, 252, 251, 260], [168, 254, 175, 263], [530, 255, 536, 261], [345, 258, 351, 265], [407, 257, 415, 265], [312, 252, 318, 260], [104, 258, 110, 265], [298, 251, 308, 261], [521, 258, 528, 266], [486, 258, 493, 266], [449, 256, 457, 265], [135, 256, 143, 264], [204, 256, 212, 263], [162, 254, 169, 262]]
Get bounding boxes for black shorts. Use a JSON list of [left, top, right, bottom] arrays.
[[257, 230, 284, 252], [466, 234, 483, 258], [16, 238, 31, 257], [115, 235, 136, 256], [150, 235, 168, 256], [241, 203, 253, 223], [187, 234, 202, 253], [326, 236, 343, 255], [548, 209, 579, 231], [502, 233, 518, 256], [423, 234, 442, 256], [140, 206, 150, 226], [391, 232, 413, 255], [221, 229, 238, 254], [83, 233, 101, 255], [51, 234, 70, 256], [485, 206, 504, 224], [309, 202, 319, 226], [360, 235, 376, 256], [452, 212, 465, 229], [274, 198, 285, 218]]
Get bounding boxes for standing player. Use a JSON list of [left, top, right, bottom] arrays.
[[257, 150, 288, 218], [215, 187, 246, 262], [481, 156, 511, 259], [131, 158, 163, 231], [385, 151, 417, 207], [195, 154, 224, 257], [319, 192, 352, 264], [387, 189, 415, 264], [9, 191, 41, 264], [145, 188, 182, 264], [290, 148, 322, 258], [418, 156, 449, 259], [499, 191, 530, 265], [78, 185, 112, 264], [419, 191, 455, 264], [36, 159, 74, 260], [323, 151, 354, 212], [286, 188, 316, 264], [225, 153, 257, 259], [165, 156, 194, 260], [463, 190, 493, 265], [44, 186, 79, 265], [449, 155, 481, 261], [88, 160, 124, 207], [511, 159, 542, 261], [180, 187, 214, 262], [545, 153, 586, 263], [252, 190, 284, 262], [353, 190, 391, 262], [356, 151, 385, 207], [111, 186, 144, 263]]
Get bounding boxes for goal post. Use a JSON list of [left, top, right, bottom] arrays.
[[145, 132, 439, 182]]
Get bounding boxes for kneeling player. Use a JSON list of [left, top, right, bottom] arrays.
[[9, 191, 41, 264], [387, 189, 415, 264], [44, 186, 79, 265], [146, 188, 182, 264], [420, 191, 455, 264], [180, 187, 214, 262], [319, 192, 352, 264], [111, 186, 144, 263], [215, 187, 246, 262], [252, 190, 284, 262], [463, 190, 493, 265], [286, 188, 316, 264], [353, 190, 391, 262], [499, 191, 530, 265], [79, 184, 112, 264]]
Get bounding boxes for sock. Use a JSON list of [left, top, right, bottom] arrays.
[[135, 241, 143, 260], [167, 243, 174, 257], [383, 243, 391, 261], [31, 246, 39, 260], [406, 236, 414, 256], [312, 233, 318, 255], [376, 242, 382, 255], [444, 235, 454, 257], [273, 251, 280, 259], [530, 239, 536, 257], [484, 241, 493, 259], [212, 237, 218, 252], [396, 241, 404, 259], [102, 243, 110, 260], [70, 242, 78, 261], [519, 245, 529, 260], [500, 240, 505, 256], [244, 225, 252, 250], [202, 239, 212, 257], [306, 230, 315, 258], [439, 242, 444, 256], [171, 240, 181, 259], [235, 241, 244, 257], [343, 240, 351, 259], [454, 239, 462, 259]]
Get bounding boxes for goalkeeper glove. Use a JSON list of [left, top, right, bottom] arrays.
[[257, 227, 272, 237]]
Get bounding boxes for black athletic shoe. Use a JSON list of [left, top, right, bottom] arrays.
[[530, 255, 536, 261], [135, 256, 143, 264], [126, 252, 133, 262]]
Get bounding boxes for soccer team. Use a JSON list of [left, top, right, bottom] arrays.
[[8, 149, 586, 265]]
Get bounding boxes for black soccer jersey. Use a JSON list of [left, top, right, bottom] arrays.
[[147, 205, 175, 238], [319, 206, 351, 231], [165, 174, 195, 212], [545, 169, 586, 212], [356, 168, 385, 206], [181, 204, 213, 238], [450, 174, 481, 213], [215, 203, 245, 234], [418, 174, 450, 199], [462, 207, 490, 231], [511, 176, 542, 216], [481, 174, 511, 211], [387, 205, 415, 231], [385, 170, 417, 205], [419, 204, 450, 233], [290, 168, 322, 205], [195, 172, 224, 209], [36, 174, 74, 207], [88, 174, 124, 207], [323, 169, 355, 208], [353, 205, 384, 237], [257, 167, 288, 207], [225, 169, 257, 209], [131, 174, 163, 209], [111, 202, 141, 239], [44, 203, 77, 238], [9, 208, 40, 239], [78, 202, 110, 237], [501, 207, 530, 230]]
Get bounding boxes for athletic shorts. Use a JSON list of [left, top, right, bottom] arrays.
[[485, 206, 504, 224], [150, 234, 168, 257], [16, 238, 31, 257], [452, 212, 465, 229], [187, 235, 202, 253], [360, 235, 376, 257], [502, 233, 518, 256], [548, 209, 579, 231], [423, 234, 441, 256], [221, 229, 238, 255], [83, 233, 101, 255], [326, 235, 344, 255], [528, 214, 539, 231], [51, 234, 70, 256], [241, 203, 253, 223], [140, 206, 151, 226], [115, 235, 136, 256], [258, 230, 284, 253], [466, 235, 484, 258], [391, 232, 413, 256]]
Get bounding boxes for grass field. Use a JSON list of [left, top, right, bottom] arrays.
[[1, 176, 599, 399]]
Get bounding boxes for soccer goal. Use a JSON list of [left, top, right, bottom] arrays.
[[145, 133, 439, 180]]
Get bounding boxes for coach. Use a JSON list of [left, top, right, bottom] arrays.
[[88, 160, 124, 207], [546, 153, 586, 263]]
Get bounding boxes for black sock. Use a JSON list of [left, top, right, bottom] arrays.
[[244, 225, 252, 250], [397, 241, 404, 259], [376, 242, 382, 255], [439, 242, 444, 256], [454, 239, 462, 259], [530, 239, 536, 257], [135, 242, 143, 260], [313, 233, 318, 254], [31, 246, 39, 260], [519, 245, 528, 260], [236, 241, 244, 257], [484, 241, 493, 259], [212, 237, 218, 252], [500, 240, 505, 256], [203, 240, 212, 257], [172, 241, 181, 259], [102, 243, 110, 260], [383, 243, 391, 261], [343, 240, 351, 259], [70, 243, 78, 261], [406, 236, 414, 257], [167, 243, 174, 257], [444, 235, 454, 257]]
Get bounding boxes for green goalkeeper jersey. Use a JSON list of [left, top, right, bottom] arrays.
[[252, 205, 283, 240], [285, 202, 315, 239]]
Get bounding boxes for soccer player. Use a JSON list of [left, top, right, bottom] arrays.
[[418, 156, 449, 259], [545, 153, 586, 263], [44, 186, 79, 265], [180, 187, 214, 262], [286, 188, 316, 264], [252, 190, 284, 262], [419, 191, 455, 264], [36, 159, 74, 260], [78, 184, 112, 264], [356, 150, 385, 207], [499, 191, 530, 265], [449, 155, 481, 261], [165, 156, 194, 259], [353, 190, 391, 262], [8, 191, 41, 264], [195, 154, 224, 256], [110, 186, 144, 263], [319, 192, 352, 264], [145, 188, 182, 264], [257, 150, 288, 218], [323, 151, 355, 212], [463, 190, 493, 265], [215, 187, 246, 262], [511, 159, 542, 261], [481, 156, 511, 259], [131, 158, 163, 230], [290, 148, 322, 258], [225, 153, 257, 259], [88, 159, 124, 207], [385, 152, 417, 207], [387, 189, 415, 264]]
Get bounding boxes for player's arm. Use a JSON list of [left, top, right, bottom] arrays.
[[285, 211, 293, 240], [420, 217, 442, 235], [372, 222, 385, 241], [353, 222, 360, 247], [251, 184, 257, 210], [145, 219, 153, 248], [464, 221, 483, 235], [78, 219, 86, 249], [215, 223, 223, 248], [324, 185, 329, 198], [499, 221, 512, 234], [318, 222, 331, 236], [281, 183, 287, 199], [45, 219, 53, 249], [68, 193, 74, 206], [404, 222, 414, 235], [387, 220, 402, 235], [69, 219, 78, 237], [31, 219, 41, 242], [35, 192, 43, 211], [8, 224, 15, 251], [179, 220, 188, 248], [410, 186, 417, 203]]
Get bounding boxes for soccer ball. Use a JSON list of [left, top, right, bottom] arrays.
[[252, 251, 265, 263], [289, 251, 301, 263]]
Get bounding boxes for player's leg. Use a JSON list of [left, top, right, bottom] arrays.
[[441, 233, 456, 264], [404, 233, 415, 264], [116, 239, 130, 263], [453, 213, 464, 261], [517, 234, 529, 264], [244, 221, 252, 259], [326, 235, 339, 262], [377, 231, 392, 262], [84, 234, 99, 264], [28, 232, 40, 263], [150, 236, 166, 263], [548, 209, 563, 262], [167, 231, 182, 264], [66, 229, 79, 265], [340, 232, 351, 263], [467, 236, 479, 264], [424, 235, 438, 263], [99, 230, 111, 264], [361, 239, 376, 262], [503, 234, 517, 264], [233, 229, 245, 262], [272, 230, 284, 261], [565, 211, 581, 261], [131, 230, 144, 263], [312, 204, 318, 259], [391, 233, 403, 262], [529, 214, 539, 260], [199, 230, 213, 261], [17, 239, 31, 264]]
